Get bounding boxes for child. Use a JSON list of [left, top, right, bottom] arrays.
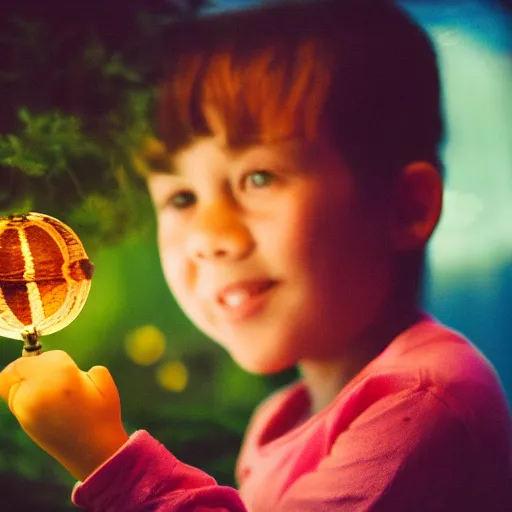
[[1, 0, 512, 510]]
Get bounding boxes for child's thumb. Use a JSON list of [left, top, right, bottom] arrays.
[[85, 366, 120, 403]]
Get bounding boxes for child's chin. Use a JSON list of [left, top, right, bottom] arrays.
[[232, 353, 293, 376]]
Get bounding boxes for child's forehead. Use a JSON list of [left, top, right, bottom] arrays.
[[169, 135, 333, 174]]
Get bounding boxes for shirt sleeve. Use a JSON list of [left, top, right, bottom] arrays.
[[72, 430, 247, 512], [274, 387, 481, 512]]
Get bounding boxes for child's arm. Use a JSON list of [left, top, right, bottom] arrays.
[[0, 350, 247, 511], [72, 430, 246, 511]]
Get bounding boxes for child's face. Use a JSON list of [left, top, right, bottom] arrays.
[[148, 135, 396, 374]]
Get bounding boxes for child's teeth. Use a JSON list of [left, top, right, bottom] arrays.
[[224, 291, 249, 308]]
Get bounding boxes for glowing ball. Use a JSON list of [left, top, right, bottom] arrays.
[[0, 212, 94, 356]]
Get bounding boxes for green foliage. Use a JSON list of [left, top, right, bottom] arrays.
[[0, 109, 94, 177], [0, 103, 155, 250], [0, 0, 209, 249]]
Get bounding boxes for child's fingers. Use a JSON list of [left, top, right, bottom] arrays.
[[0, 351, 78, 408]]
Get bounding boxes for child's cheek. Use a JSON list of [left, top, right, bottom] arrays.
[[267, 186, 321, 252], [156, 222, 189, 291], [160, 246, 191, 292]]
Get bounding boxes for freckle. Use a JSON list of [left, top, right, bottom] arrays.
[[403, 417, 411, 422]]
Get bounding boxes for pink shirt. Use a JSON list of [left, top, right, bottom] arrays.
[[73, 317, 512, 510]]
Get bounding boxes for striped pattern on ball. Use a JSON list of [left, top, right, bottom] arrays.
[[0, 212, 93, 341]]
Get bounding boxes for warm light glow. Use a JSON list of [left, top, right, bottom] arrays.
[[156, 360, 189, 392], [124, 324, 166, 366]]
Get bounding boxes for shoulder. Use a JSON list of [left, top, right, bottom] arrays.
[[379, 317, 509, 419], [330, 317, 512, 494]]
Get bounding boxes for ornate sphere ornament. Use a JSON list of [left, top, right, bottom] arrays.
[[0, 212, 94, 356]]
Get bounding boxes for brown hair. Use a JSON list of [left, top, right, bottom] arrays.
[[157, 0, 443, 190]]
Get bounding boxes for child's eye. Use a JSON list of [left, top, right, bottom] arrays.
[[242, 170, 276, 189], [167, 191, 196, 209]]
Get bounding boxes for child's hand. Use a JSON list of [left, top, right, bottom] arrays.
[[0, 350, 129, 481]]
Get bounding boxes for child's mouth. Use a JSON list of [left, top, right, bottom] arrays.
[[217, 280, 277, 319]]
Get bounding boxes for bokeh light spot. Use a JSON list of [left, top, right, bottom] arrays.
[[125, 325, 166, 366], [156, 360, 189, 392]]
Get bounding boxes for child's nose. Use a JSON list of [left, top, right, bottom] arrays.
[[186, 202, 254, 262]]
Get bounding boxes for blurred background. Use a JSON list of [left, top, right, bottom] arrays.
[[0, 0, 511, 510]]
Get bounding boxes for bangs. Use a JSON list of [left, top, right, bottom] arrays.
[[156, 0, 442, 183], [159, 37, 333, 152]]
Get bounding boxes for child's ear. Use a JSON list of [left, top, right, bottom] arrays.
[[392, 161, 443, 250]]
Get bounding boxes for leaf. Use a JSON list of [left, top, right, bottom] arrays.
[[103, 54, 142, 83], [18, 107, 31, 124], [6, 134, 23, 154]]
